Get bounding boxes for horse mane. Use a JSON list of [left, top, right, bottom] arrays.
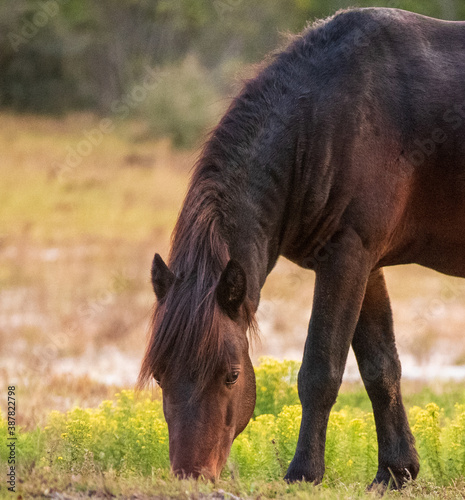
[[137, 7, 363, 393], [137, 145, 258, 393]]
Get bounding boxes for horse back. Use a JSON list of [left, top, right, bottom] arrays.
[[282, 9, 465, 278]]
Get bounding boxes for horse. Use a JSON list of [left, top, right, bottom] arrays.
[[138, 7, 465, 487]]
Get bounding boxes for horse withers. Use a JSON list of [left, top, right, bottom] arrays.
[[138, 7, 465, 487]]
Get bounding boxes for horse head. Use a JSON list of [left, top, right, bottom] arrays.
[[139, 254, 256, 479]]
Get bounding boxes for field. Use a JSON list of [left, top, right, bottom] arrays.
[[1, 114, 465, 499], [2, 359, 465, 498]]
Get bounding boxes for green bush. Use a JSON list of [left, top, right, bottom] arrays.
[[138, 55, 225, 149], [229, 414, 281, 480], [254, 357, 300, 417], [42, 390, 169, 475]]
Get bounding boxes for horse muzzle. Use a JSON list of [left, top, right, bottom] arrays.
[[169, 428, 233, 481]]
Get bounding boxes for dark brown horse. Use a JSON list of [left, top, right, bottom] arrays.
[[138, 7, 465, 486]]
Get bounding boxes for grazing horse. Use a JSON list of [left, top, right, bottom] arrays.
[[138, 7, 465, 486]]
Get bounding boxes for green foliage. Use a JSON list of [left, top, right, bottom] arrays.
[[229, 414, 282, 480], [254, 357, 300, 417], [230, 404, 377, 483], [443, 404, 465, 478], [3, 358, 465, 488], [139, 55, 225, 149], [411, 404, 444, 482], [325, 409, 377, 483], [2, 0, 464, 128], [42, 390, 169, 475], [403, 386, 465, 419], [409, 402, 465, 485]]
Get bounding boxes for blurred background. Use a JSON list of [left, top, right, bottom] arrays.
[[1, 0, 465, 426]]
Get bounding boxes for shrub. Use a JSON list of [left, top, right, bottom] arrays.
[[443, 404, 465, 478], [229, 414, 281, 480], [43, 390, 169, 475], [138, 55, 225, 149], [411, 403, 444, 482], [254, 357, 300, 417]]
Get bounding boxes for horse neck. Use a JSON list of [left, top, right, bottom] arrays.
[[169, 177, 271, 310], [171, 79, 305, 306]]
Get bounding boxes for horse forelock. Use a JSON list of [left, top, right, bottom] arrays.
[[138, 278, 257, 394], [142, 283, 224, 390]]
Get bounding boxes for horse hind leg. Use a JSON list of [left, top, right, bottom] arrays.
[[351, 268, 419, 489]]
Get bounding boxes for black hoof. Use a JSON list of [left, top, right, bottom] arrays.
[[369, 465, 417, 492], [284, 471, 306, 483], [284, 460, 323, 484]]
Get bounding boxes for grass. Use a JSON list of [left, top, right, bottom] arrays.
[[2, 359, 465, 498], [0, 113, 193, 390], [0, 114, 190, 244], [11, 473, 465, 500]]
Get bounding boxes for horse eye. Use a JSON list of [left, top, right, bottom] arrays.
[[153, 376, 162, 388], [226, 371, 239, 386]]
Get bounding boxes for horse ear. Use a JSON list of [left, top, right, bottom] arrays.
[[216, 260, 247, 317], [151, 253, 175, 301]]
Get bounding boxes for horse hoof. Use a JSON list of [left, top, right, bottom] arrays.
[[284, 461, 322, 484], [368, 466, 416, 491], [284, 471, 305, 483]]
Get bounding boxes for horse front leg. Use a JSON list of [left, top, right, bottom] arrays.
[[284, 228, 372, 483], [352, 269, 419, 489]]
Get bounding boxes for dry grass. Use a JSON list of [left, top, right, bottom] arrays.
[[0, 371, 122, 430]]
